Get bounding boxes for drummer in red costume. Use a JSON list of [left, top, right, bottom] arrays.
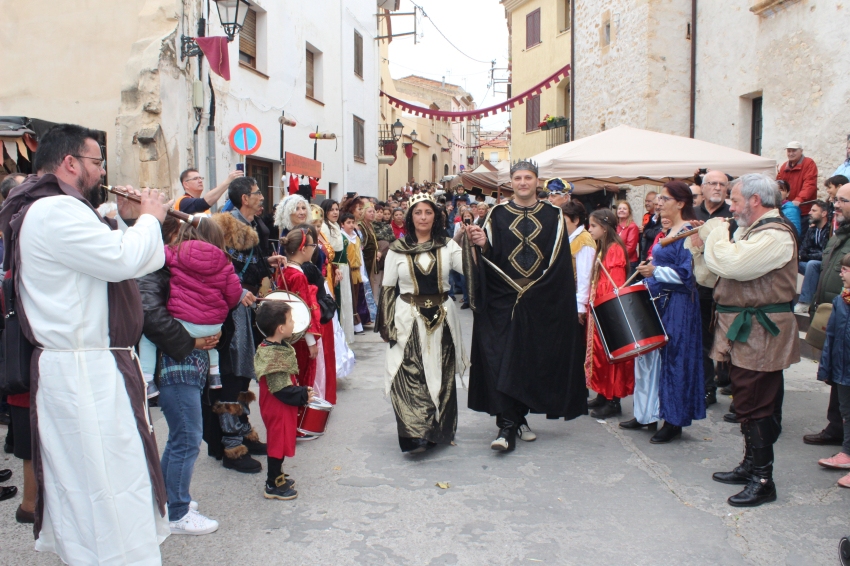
[[276, 228, 323, 389], [586, 209, 636, 418], [254, 301, 315, 501]]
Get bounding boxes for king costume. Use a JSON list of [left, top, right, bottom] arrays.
[[467, 163, 587, 448]]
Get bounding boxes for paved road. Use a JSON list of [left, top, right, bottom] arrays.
[[1, 308, 847, 565]]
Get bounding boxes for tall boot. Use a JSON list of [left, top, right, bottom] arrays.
[[590, 397, 621, 419], [713, 425, 753, 485], [491, 415, 517, 452], [728, 418, 777, 507]]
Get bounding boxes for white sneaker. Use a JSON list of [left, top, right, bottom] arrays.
[[169, 509, 219, 535], [793, 303, 809, 314], [517, 424, 537, 442]]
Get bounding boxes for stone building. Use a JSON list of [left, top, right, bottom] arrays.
[[501, 0, 573, 160], [1, 0, 384, 206], [573, 0, 850, 189]]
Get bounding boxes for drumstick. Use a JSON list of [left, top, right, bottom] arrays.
[[620, 264, 645, 288]]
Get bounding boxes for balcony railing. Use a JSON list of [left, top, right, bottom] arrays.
[[545, 120, 570, 149]]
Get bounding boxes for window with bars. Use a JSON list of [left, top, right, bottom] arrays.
[[239, 9, 257, 68], [354, 30, 363, 78], [353, 116, 365, 162], [526, 8, 541, 49], [526, 95, 540, 132], [306, 49, 315, 99]]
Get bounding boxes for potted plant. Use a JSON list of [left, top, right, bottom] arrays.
[[539, 114, 551, 130]]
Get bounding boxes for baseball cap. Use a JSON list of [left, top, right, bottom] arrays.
[[786, 141, 803, 150]]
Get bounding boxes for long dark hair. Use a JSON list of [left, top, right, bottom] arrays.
[[320, 199, 339, 232], [590, 209, 628, 265], [662, 180, 697, 221], [404, 200, 446, 245]]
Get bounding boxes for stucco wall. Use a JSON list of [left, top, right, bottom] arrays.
[[504, 0, 572, 160], [695, 0, 850, 191]]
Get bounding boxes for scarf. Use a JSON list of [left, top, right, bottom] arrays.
[[388, 237, 447, 256], [254, 340, 299, 394]]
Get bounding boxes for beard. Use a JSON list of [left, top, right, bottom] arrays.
[[733, 203, 753, 228], [78, 172, 107, 209]]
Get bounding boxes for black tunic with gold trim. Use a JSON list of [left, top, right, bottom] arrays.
[[467, 200, 587, 419]]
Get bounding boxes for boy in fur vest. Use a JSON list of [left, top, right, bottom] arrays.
[[254, 301, 314, 500]]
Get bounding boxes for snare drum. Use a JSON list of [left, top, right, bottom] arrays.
[[591, 283, 667, 363], [296, 398, 333, 438], [261, 290, 311, 343]]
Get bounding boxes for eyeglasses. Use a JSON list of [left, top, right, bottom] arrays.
[[186, 176, 204, 182], [657, 195, 675, 203], [303, 243, 318, 249], [73, 155, 105, 169], [250, 190, 262, 196], [703, 181, 727, 188]]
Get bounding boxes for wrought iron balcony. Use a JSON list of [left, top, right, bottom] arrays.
[[545, 120, 570, 149]]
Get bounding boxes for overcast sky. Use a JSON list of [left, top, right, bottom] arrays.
[[385, 0, 510, 132]]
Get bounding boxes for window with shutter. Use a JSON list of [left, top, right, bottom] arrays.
[[354, 31, 363, 78], [306, 49, 315, 98], [526, 8, 541, 49], [239, 9, 257, 68], [526, 95, 540, 132], [354, 116, 365, 162]]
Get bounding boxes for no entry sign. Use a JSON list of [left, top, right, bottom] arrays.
[[229, 123, 262, 155]]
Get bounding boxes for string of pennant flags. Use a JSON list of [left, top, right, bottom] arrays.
[[380, 64, 570, 123]]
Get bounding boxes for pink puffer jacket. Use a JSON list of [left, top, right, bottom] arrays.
[[166, 240, 243, 325]]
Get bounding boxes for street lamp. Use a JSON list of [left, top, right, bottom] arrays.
[[215, 0, 251, 41], [391, 119, 404, 141], [182, 0, 251, 60], [409, 130, 418, 143]]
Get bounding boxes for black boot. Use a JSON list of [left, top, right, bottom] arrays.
[[713, 427, 753, 485], [619, 418, 657, 431], [590, 397, 621, 419], [587, 393, 606, 409], [728, 419, 777, 507], [491, 415, 517, 452], [650, 422, 682, 444]]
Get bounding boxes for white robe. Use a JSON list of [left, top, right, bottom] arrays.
[[322, 223, 355, 344], [383, 240, 468, 412], [19, 196, 168, 566]]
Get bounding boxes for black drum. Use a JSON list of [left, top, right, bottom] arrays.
[[591, 283, 667, 363]]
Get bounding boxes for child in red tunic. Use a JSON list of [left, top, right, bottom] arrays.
[[586, 208, 636, 419], [254, 301, 314, 500]]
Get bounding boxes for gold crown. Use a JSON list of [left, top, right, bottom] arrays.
[[310, 204, 323, 222], [408, 192, 436, 208]]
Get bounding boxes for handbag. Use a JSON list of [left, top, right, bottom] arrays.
[[805, 302, 833, 351], [317, 293, 337, 325], [0, 275, 35, 395]]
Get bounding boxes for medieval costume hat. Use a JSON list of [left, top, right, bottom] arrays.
[[310, 203, 324, 223], [510, 159, 539, 177], [544, 178, 574, 195]]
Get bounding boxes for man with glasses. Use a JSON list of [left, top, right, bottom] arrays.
[[804, 184, 850, 447], [0, 124, 170, 563], [691, 184, 704, 208], [175, 167, 243, 215], [640, 191, 661, 262], [693, 170, 735, 407]]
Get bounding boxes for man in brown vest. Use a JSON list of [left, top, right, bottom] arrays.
[[690, 173, 799, 507]]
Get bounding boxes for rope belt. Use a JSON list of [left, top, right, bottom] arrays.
[[715, 303, 791, 343], [399, 293, 449, 308], [40, 346, 153, 433]]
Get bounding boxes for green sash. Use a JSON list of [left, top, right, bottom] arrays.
[[715, 303, 791, 343]]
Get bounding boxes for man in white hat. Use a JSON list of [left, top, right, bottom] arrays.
[[776, 141, 819, 237]]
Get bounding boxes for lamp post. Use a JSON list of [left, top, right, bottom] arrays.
[[392, 119, 404, 141], [182, 0, 251, 60], [409, 130, 418, 143]]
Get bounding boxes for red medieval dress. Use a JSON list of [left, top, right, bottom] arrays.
[[585, 244, 635, 400], [277, 264, 322, 389]]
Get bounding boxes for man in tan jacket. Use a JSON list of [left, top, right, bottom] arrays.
[[689, 173, 799, 507]]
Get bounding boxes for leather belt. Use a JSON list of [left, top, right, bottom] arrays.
[[399, 293, 449, 308]]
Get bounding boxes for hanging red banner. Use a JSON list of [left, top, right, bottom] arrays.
[[381, 64, 570, 122]]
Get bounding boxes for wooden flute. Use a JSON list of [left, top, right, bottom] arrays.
[[101, 185, 202, 227], [659, 227, 700, 247]]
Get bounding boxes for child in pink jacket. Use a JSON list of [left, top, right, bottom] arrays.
[[140, 219, 243, 397]]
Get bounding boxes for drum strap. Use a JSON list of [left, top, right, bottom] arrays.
[[715, 303, 791, 343]]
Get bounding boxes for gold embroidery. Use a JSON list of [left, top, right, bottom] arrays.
[[414, 252, 436, 275], [507, 209, 544, 278], [405, 255, 419, 295]]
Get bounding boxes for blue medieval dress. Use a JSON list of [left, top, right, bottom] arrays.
[[643, 225, 706, 428]]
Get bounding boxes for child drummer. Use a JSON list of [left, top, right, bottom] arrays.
[[254, 300, 315, 500]]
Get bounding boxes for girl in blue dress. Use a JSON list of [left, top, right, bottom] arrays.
[[631, 181, 705, 443]]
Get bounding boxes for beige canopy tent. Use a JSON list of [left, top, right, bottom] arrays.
[[459, 160, 511, 194], [532, 125, 776, 195]]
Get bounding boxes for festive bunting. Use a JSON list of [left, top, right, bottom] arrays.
[[381, 64, 570, 122]]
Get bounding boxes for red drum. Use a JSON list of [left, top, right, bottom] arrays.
[[296, 398, 333, 438], [591, 283, 667, 363]]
